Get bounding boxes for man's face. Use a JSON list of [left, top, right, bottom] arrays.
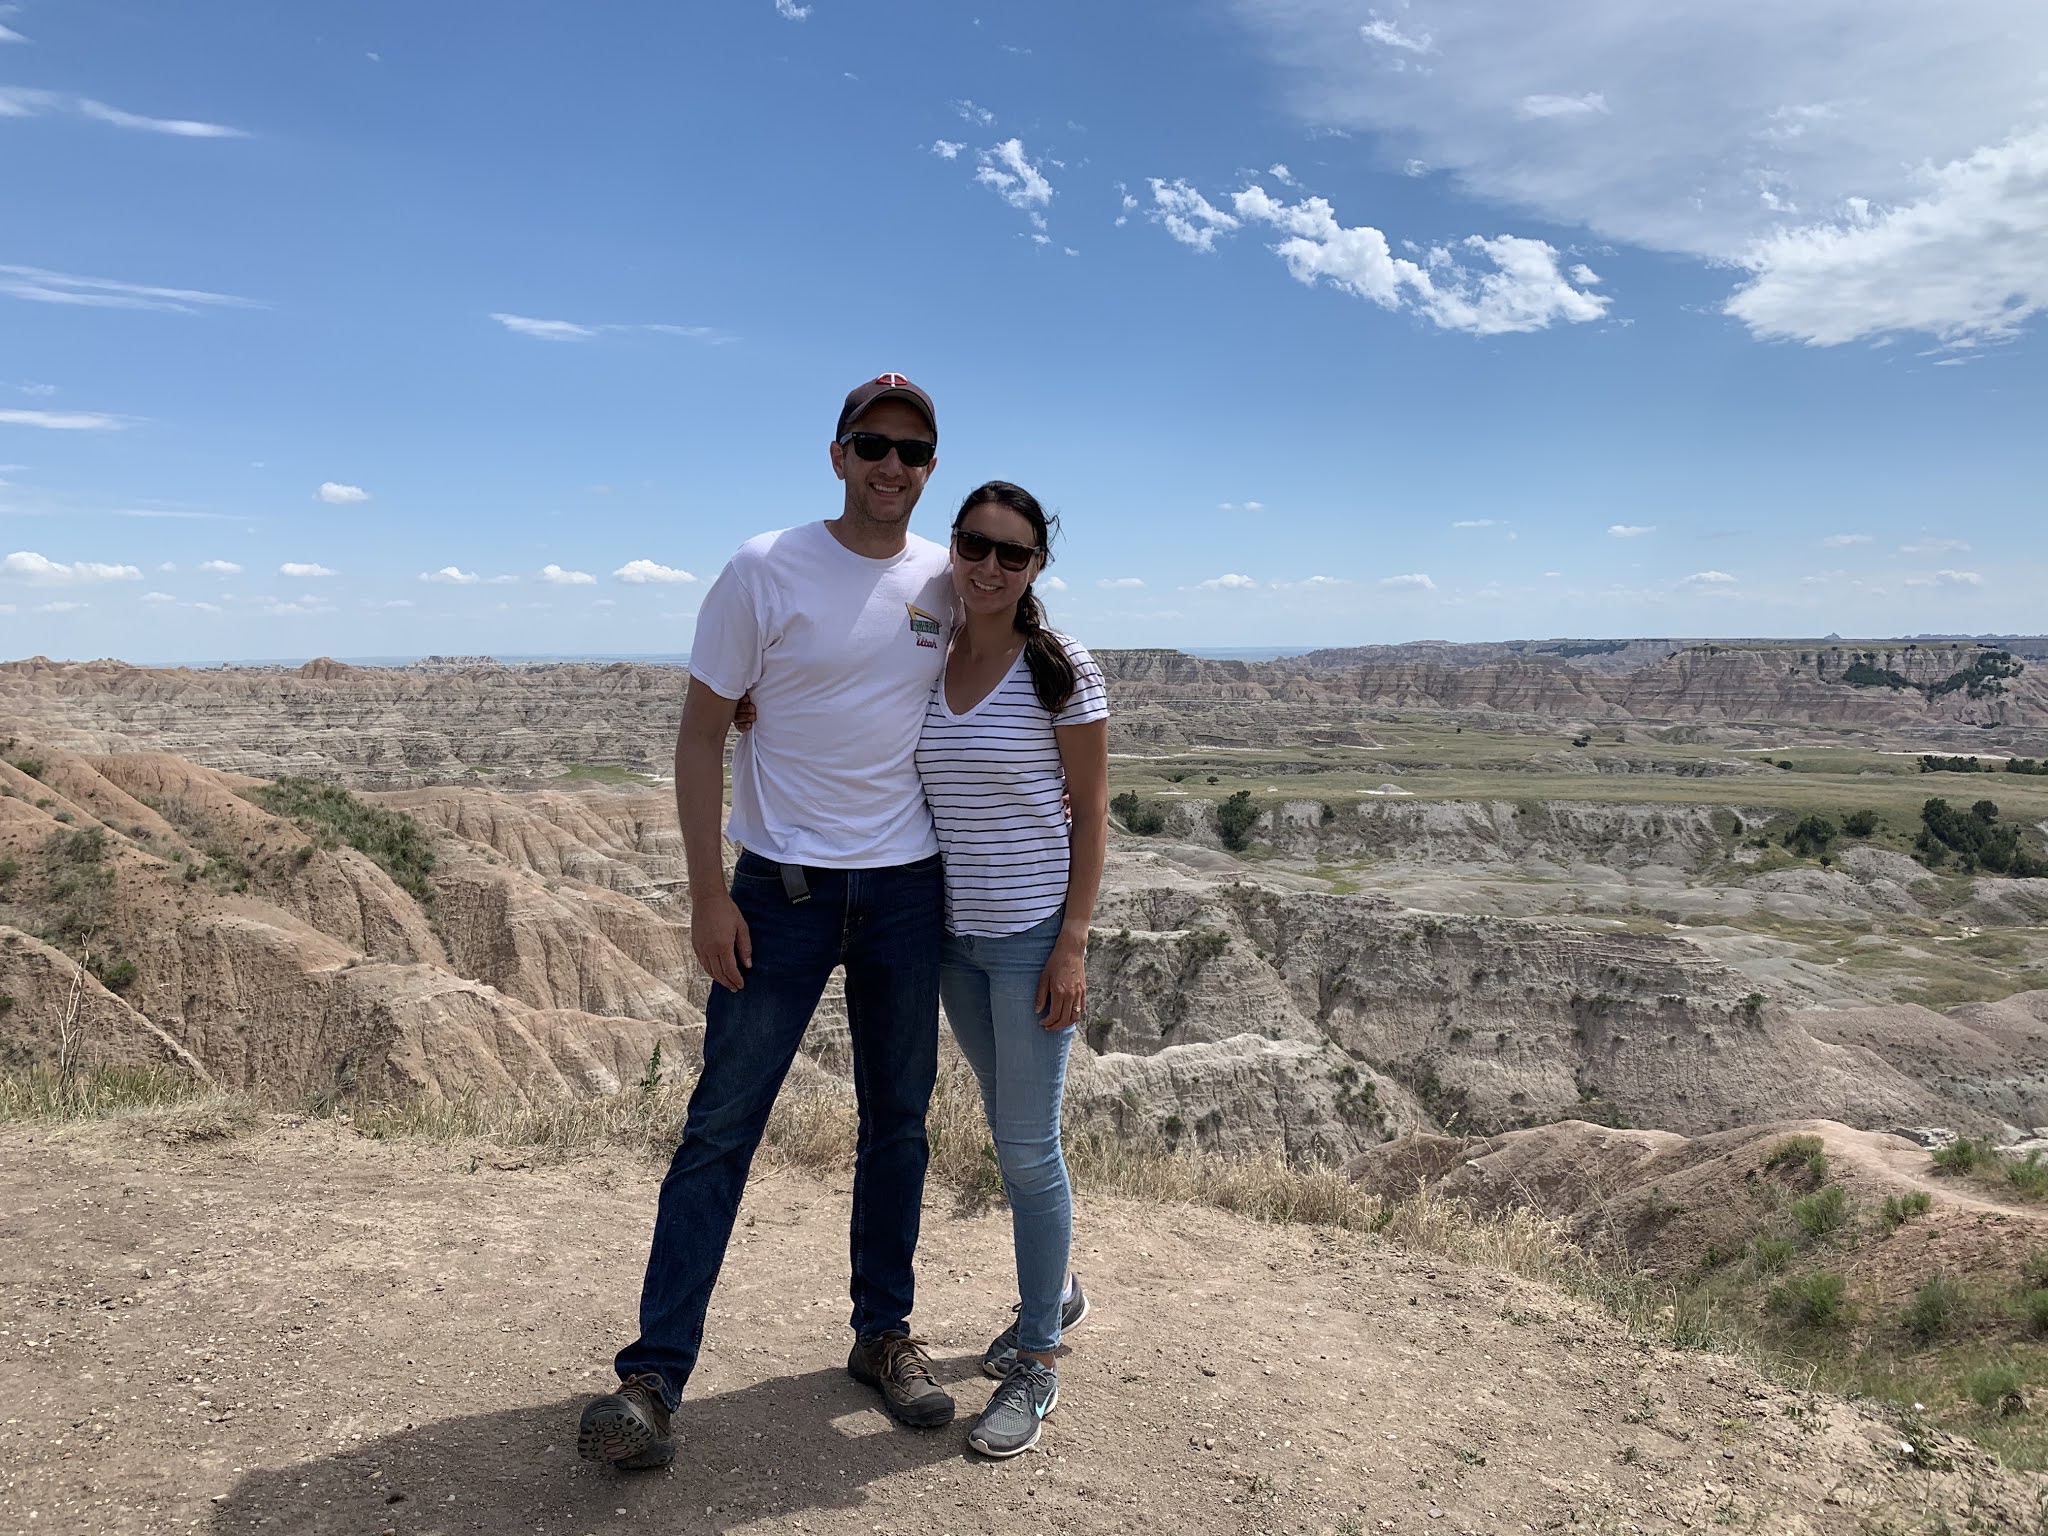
[[830, 398, 937, 527]]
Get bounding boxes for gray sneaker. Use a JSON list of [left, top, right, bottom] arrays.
[[968, 1359, 1059, 1458], [981, 1274, 1089, 1379]]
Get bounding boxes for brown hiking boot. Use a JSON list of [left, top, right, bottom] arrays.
[[577, 1372, 675, 1470], [847, 1332, 956, 1427]]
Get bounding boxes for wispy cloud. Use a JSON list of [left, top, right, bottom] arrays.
[[931, 139, 963, 160], [1821, 532, 1872, 546], [614, 559, 697, 584], [1149, 179, 1241, 253], [317, 481, 369, 504], [0, 263, 259, 313], [113, 507, 238, 520], [1040, 575, 1068, 592], [1217, 500, 1265, 512], [1684, 569, 1738, 583], [1607, 523, 1655, 537], [1900, 537, 1970, 554], [198, 559, 241, 574], [34, 598, 87, 612], [540, 563, 596, 585], [0, 407, 125, 430], [1097, 577, 1145, 589], [1452, 518, 1506, 528], [954, 99, 996, 127], [2, 550, 142, 584], [490, 312, 733, 344], [419, 566, 516, 585], [0, 87, 246, 137], [279, 562, 336, 578], [1359, 17, 1434, 53], [1518, 92, 1608, 120], [773, 0, 811, 18], [1196, 573, 1258, 590], [1379, 572, 1436, 590], [1904, 568, 1984, 588], [974, 139, 1054, 227]]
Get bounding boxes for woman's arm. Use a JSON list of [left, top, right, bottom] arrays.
[[1036, 717, 1109, 1028]]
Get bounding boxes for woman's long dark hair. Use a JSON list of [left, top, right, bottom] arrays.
[[953, 480, 1075, 714]]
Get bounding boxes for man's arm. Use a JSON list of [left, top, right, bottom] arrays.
[[675, 677, 750, 991]]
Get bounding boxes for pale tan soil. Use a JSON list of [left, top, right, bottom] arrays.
[[3, 1120, 2040, 1536]]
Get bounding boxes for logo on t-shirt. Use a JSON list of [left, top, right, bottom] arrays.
[[906, 603, 942, 649]]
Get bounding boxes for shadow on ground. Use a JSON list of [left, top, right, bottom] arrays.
[[212, 1364, 986, 1536]]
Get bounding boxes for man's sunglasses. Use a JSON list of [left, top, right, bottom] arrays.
[[953, 528, 1042, 571], [839, 431, 936, 469]]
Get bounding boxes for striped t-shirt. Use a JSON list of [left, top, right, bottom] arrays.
[[915, 632, 1109, 937]]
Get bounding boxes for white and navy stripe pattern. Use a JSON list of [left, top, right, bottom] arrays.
[[915, 632, 1108, 938]]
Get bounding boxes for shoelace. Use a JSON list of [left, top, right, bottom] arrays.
[[988, 1361, 1054, 1415], [880, 1336, 938, 1385]]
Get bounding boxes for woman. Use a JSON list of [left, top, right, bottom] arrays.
[[916, 480, 1109, 1459]]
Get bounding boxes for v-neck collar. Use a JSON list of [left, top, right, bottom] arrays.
[[940, 644, 1026, 721]]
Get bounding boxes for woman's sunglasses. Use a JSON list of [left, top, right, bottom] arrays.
[[953, 528, 1041, 572], [838, 430, 936, 468]]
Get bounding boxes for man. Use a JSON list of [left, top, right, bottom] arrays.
[[578, 374, 957, 1470]]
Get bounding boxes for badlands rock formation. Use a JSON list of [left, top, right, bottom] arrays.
[[3, 639, 2041, 787]]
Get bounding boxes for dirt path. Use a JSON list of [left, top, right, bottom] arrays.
[[0, 1118, 2036, 1536]]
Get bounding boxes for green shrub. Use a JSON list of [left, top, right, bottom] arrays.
[[1880, 1190, 1933, 1228], [1903, 1272, 1966, 1341], [2023, 1248, 2048, 1290], [1963, 1363, 2027, 1416], [2009, 1151, 2048, 1199], [242, 776, 438, 904], [1215, 790, 1261, 852], [1769, 1271, 1848, 1327], [2023, 1290, 2048, 1335], [0, 855, 18, 884], [1765, 1134, 1828, 1182], [1783, 814, 1837, 858], [1932, 1136, 1989, 1175], [1840, 809, 1880, 837], [1109, 791, 1167, 836], [1751, 1236, 1796, 1274], [12, 756, 45, 780], [1790, 1184, 1850, 1237], [90, 956, 138, 992]]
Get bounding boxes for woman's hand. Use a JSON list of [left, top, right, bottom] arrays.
[[1035, 933, 1088, 1031]]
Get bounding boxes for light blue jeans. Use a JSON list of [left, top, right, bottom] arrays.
[[940, 907, 1074, 1355]]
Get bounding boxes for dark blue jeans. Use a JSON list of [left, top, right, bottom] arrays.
[[615, 851, 943, 1410]]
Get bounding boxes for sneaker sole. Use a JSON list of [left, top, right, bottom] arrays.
[[980, 1291, 1092, 1380], [846, 1359, 957, 1427], [967, 1382, 1059, 1459], [577, 1403, 664, 1467]]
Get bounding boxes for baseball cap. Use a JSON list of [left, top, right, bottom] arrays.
[[836, 372, 937, 443]]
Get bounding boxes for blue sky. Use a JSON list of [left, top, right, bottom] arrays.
[[3, 0, 2043, 663]]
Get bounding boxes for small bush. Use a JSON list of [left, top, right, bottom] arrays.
[[1903, 1272, 1966, 1341], [1880, 1190, 1933, 1228], [1841, 809, 1880, 837], [1109, 791, 1167, 836], [2022, 1248, 2048, 1290], [1963, 1363, 2027, 1417], [1790, 1184, 1850, 1237], [91, 956, 139, 992], [0, 855, 18, 884], [1769, 1271, 1848, 1327], [12, 757, 46, 781], [1751, 1236, 1796, 1274], [1765, 1133, 1829, 1183], [2023, 1290, 2048, 1335], [1215, 790, 1261, 852], [2008, 1151, 2048, 1199], [1932, 1136, 1989, 1175], [1783, 813, 1837, 858]]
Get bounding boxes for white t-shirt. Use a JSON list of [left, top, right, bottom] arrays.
[[914, 632, 1109, 936], [688, 521, 953, 869]]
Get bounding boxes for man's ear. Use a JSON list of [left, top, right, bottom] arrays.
[[829, 440, 847, 481]]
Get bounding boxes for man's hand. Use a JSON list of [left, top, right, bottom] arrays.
[[1034, 934, 1087, 1030], [692, 888, 753, 991]]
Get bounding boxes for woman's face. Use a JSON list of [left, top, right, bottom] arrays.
[[949, 500, 1043, 622]]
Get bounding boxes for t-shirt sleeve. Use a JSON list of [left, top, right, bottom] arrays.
[[1052, 637, 1109, 727], [686, 559, 766, 700]]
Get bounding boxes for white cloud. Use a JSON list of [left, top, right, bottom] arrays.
[[1821, 533, 1872, 546], [0, 88, 246, 137], [975, 139, 1054, 218], [614, 558, 697, 584], [1607, 523, 1655, 537], [490, 313, 731, 344], [420, 566, 481, 584], [1684, 569, 1738, 583], [141, 591, 176, 603], [0, 263, 258, 313], [540, 563, 596, 585], [0, 23, 25, 43], [1904, 569, 1984, 588], [931, 139, 963, 160], [1217, 500, 1266, 512], [379, 599, 414, 609], [955, 99, 996, 127], [33, 599, 87, 612], [1900, 537, 1971, 555], [1379, 573, 1436, 590], [1148, 179, 1241, 253], [1518, 93, 1608, 120], [198, 559, 241, 574], [1268, 163, 1296, 185], [1040, 575, 1068, 592], [317, 481, 369, 504], [1727, 128, 2048, 346], [0, 408, 124, 430], [1197, 573, 1259, 590], [774, 0, 810, 17], [1232, 0, 2048, 346], [1298, 575, 1350, 587], [2, 550, 142, 584], [1452, 518, 1505, 528], [1097, 577, 1145, 589], [1359, 17, 1433, 53], [279, 562, 336, 577]]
